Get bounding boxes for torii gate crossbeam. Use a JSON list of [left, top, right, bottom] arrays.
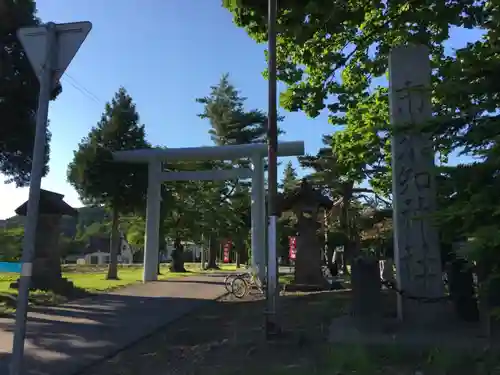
[[113, 141, 305, 282]]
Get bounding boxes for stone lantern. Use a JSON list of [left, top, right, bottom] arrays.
[[279, 179, 333, 287], [11, 189, 79, 294]]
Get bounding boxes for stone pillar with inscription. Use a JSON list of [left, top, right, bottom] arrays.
[[389, 44, 445, 326]]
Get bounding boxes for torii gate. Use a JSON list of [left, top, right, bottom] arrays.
[[113, 141, 305, 282]]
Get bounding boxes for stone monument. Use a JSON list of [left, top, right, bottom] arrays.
[[350, 254, 383, 330], [279, 179, 333, 288], [11, 189, 79, 295], [389, 44, 445, 325]]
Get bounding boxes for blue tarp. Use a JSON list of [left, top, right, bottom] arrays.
[[0, 262, 21, 273]]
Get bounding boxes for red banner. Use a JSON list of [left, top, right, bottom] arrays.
[[289, 236, 297, 260], [223, 240, 232, 263]]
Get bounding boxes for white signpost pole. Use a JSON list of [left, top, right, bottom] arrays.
[[9, 23, 56, 375], [10, 21, 92, 375]]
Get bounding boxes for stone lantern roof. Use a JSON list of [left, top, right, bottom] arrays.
[[15, 189, 78, 217], [278, 179, 333, 214]]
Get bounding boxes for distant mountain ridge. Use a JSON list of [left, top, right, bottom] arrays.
[[0, 206, 109, 238]]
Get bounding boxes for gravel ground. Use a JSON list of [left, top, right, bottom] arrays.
[[81, 289, 346, 375], [81, 289, 500, 375]]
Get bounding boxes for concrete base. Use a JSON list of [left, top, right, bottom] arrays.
[[284, 283, 330, 293], [10, 276, 81, 297], [284, 281, 344, 293]]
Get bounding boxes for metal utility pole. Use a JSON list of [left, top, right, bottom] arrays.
[[266, 0, 280, 338]]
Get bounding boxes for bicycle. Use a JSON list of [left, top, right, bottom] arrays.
[[231, 267, 266, 298], [224, 271, 251, 293]]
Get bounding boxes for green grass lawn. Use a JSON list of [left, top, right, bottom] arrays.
[[279, 273, 294, 285], [0, 262, 239, 313], [62, 267, 187, 292], [0, 262, 238, 293]]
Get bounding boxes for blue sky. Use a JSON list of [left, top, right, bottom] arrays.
[[0, 0, 484, 219]]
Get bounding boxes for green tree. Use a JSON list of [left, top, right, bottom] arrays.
[[224, 0, 500, 319], [156, 159, 226, 271], [222, 0, 487, 250], [67, 87, 150, 280], [79, 221, 109, 241], [162, 161, 204, 272], [277, 161, 299, 265], [196, 73, 268, 146], [202, 178, 234, 269], [122, 215, 145, 249], [223, 0, 481, 118], [222, 0, 489, 198], [227, 183, 252, 267], [0, 0, 61, 186], [196, 74, 271, 268], [59, 236, 85, 258], [280, 160, 298, 192], [429, 13, 500, 322], [0, 227, 24, 261]]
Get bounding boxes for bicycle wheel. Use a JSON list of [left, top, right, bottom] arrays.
[[224, 274, 237, 293], [231, 276, 249, 298]]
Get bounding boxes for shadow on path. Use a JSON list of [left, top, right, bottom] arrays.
[[0, 275, 227, 375], [158, 279, 225, 286]]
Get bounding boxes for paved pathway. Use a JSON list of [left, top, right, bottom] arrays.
[[0, 274, 228, 375]]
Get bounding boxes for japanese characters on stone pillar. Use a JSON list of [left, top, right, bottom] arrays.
[[389, 44, 444, 324]]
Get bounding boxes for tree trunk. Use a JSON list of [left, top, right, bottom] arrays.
[[170, 237, 187, 272], [200, 233, 206, 268], [340, 184, 354, 275], [157, 250, 162, 275], [323, 209, 329, 265], [241, 238, 250, 265], [206, 234, 219, 269], [158, 203, 167, 275], [476, 260, 492, 337], [328, 248, 340, 277], [447, 257, 478, 322], [107, 206, 120, 280], [234, 235, 244, 268], [326, 243, 335, 268]]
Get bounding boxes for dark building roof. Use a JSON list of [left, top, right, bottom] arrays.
[[84, 236, 111, 254], [15, 189, 78, 217], [84, 233, 128, 255]]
